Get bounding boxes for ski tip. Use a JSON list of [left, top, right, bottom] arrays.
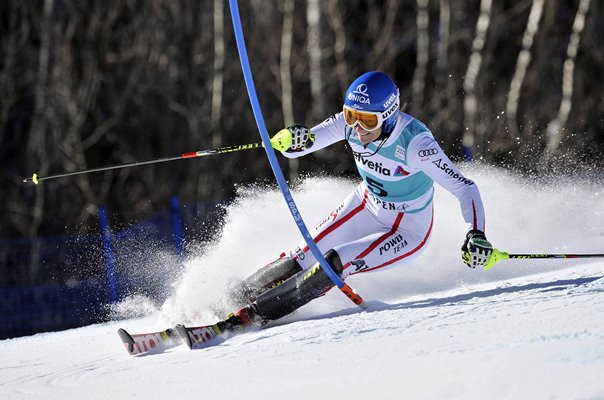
[[117, 328, 136, 355], [174, 324, 193, 349]]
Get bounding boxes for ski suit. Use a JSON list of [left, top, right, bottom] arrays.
[[281, 112, 486, 279]]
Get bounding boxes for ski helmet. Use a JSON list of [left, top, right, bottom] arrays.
[[343, 71, 400, 135]]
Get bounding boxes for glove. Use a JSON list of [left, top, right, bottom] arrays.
[[270, 124, 314, 153], [461, 230, 493, 269]]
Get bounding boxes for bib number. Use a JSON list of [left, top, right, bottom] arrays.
[[365, 176, 388, 197]]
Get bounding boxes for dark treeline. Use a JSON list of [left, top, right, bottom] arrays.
[[1, 0, 602, 240]]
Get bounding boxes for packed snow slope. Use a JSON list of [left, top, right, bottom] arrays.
[[1, 166, 604, 400]]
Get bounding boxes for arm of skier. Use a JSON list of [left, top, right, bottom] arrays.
[[271, 113, 346, 159], [407, 133, 493, 268]]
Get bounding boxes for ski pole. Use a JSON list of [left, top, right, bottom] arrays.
[[485, 248, 604, 270], [23, 142, 266, 185]]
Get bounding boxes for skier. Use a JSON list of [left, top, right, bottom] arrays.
[[216, 71, 493, 331]]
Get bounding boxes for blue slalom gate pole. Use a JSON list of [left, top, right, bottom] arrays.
[[228, 0, 364, 307]]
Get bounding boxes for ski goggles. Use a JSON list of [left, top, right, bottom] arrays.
[[342, 106, 384, 132], [344, 96, 399, 132]]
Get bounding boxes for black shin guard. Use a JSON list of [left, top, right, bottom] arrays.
[[254, 249, 344, 322], [227, 255, 302, 308]]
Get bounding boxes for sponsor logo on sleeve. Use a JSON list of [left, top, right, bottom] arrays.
[[432, 158, 474, 185], [418, 148, 439, 159]]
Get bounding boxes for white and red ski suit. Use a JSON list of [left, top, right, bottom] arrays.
[[281, 112, 486, 278]]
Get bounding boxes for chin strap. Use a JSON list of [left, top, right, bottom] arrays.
[[344, 127, 390, 158]]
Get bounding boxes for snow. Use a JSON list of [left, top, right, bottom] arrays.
[[1, 167, 603, 399]]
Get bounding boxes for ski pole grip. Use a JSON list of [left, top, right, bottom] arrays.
[[484, 248, 509, 271], [270, 129, 292, 152]]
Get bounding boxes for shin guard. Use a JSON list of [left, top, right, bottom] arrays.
[[228, 255, 302, 308], [254, 249, 344, 322]]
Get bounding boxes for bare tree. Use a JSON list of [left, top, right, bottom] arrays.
[[0, 3, 25, 147], [431, 0, 450, 113], [326, 0, 349, 94], [412, 0, 430, 115], [2, 0, 604, 244], [506, 0, 544, 146], [542, 0, 592, 165], [280, 0, 298, 180], [307, 0, 323, 122], [22, 0, 55, 279], [462, 0, 493, 159], [280, 0, 295, 126], [367, 0, 400, 73], [25, 0, 54, 238], [211, 0, 225, 148]]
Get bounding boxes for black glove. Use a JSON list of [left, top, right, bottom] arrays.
[[461, 230, 493, 269]]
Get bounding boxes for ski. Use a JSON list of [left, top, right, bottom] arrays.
[[119, 317, 248, 355], [117, 327, 183, 356], [174, 323, 228, 350]]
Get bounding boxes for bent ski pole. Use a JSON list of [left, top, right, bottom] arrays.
[[23, 141, 272, 185], [485, 248, 604, 270]]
